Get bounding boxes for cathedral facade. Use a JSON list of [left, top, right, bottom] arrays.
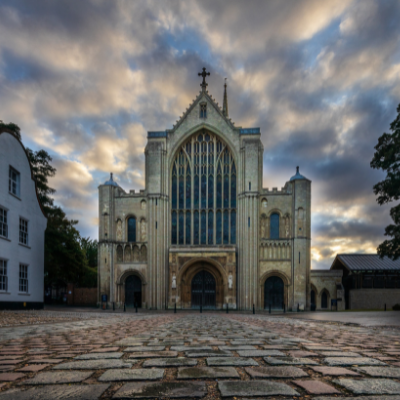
[[98, 70, 313, 311]]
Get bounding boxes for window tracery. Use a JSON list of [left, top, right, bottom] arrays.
[[171, 130, 236, 245]]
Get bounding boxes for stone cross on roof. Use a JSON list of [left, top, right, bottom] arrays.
[[198, 67, 210, 90]]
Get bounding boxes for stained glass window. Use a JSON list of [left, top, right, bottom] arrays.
[[179, 211, 184, 244], [186, 211, 191, 244], [171, 212, 177, 244], [128, 217, 136, 242], [270, 213, 280, 239], [223, 210, 229, 244], [208, 211, 213, 244], [201, 211, 206, 244], [171, 130, 236, 245], [194, 211, 199, 244]]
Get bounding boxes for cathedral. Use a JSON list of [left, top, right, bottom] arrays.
[[98, 68, 329, 311]]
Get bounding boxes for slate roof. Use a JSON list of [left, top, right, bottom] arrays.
[[332, 254, 400, 272]]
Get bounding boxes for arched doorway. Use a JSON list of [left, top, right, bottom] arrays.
[[311, 290, 316, 311], [125, 275, 142, 307], [191, 270, 216, 309], [321, 291, 328, 309], [264, 276, 284, 309]]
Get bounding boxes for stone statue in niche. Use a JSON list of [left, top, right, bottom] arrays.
[[141, 219, 147, 241], [133, 246, 139, 263], [172, 274, 176, 289], [285, 217, 290, 238], [228, 274, 233, 289], [116, 219, 122, 241], [262, 198, 267, 208], [260, 218, 265, 238], [141, 200, 146, 210]]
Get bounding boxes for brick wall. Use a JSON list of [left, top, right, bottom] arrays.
[[350, 289, 400, 310], [67, 284, 97, 306]]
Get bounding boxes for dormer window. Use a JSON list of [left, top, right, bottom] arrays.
[[200, 103, 207, 119]]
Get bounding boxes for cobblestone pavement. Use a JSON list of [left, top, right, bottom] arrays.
[[0, 311, 399, 399]]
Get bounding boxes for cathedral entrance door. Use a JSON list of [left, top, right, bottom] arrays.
[[191, 270, 216, 309], [264, 276, 284, 310], [125, 275, 142, 307]]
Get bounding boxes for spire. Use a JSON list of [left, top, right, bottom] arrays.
[[223, 78, 229, 117]]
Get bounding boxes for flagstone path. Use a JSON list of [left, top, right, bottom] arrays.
[[0, 311, 399, 399]]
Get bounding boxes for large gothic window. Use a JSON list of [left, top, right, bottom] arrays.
[[171, 130, 236, 245]]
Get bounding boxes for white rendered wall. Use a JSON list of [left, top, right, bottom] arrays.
[[0, 132, 47, 304]]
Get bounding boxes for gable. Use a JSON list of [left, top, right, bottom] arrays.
[[169, 90, 237, 138]]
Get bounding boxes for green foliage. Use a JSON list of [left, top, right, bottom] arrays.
[[371, 103, 400, 260], [45, 206, 88, 287], [26, 148, 56, 213], [0, 120, 21, 140], [27, 148, 98, 287]]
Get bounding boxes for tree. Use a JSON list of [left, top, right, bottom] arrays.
[[80, 237, 98, 288], [44, 207, 88, 287], [371, 103, 400, 260], [26, 148, 96, 286], [0, 120, 21, 140], [26, 148, 56, 213]]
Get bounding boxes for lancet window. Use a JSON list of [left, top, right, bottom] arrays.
[[171, 130, 236, 245]]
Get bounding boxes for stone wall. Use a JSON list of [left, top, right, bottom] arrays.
[[349, 289, 400, 310]]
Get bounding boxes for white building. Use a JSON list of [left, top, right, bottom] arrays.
[[0, 128, 47, 309]]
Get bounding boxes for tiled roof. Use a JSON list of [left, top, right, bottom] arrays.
[[334, 254, 400, 271]]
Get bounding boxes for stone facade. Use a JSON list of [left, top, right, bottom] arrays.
[[0, 129, 47, 309], [310, 270, 345, 311], [98, 76, 315, 311]]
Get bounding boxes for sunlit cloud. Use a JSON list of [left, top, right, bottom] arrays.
[[0, 0, 399, 269]]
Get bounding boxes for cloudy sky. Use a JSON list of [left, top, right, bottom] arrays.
[[1, 0, 399, 269]]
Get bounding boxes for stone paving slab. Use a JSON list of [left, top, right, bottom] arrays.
[[112, 381, 207, 398], [219, 345, 256, 350], [0, 373, 25, 381], [178, 366, 240, 379], [355, 367, 400, 378], [318, 351, 362, 357], [127, 351, 178, 358], [334, 378, 400, 395], [124, 346, 165, 352], [186, 350, 233, 357], [22, 370, 93, 384], [237, 349, 285, 357], [310, 366, 361, 376], [264, 356, 319, 365], [217, 380, 299, 397], [207, 357, 258, 366], [245, 366, 308, 378], [170, 346, 212, 351], [313, 397, 400, 400], [0, 384, 109, 400], [98, 368, 164, 381], [293, 379, 341, 394], [324, 357, 387, 366], [74, 352, 123, 360], [142, 357, 197, 367], [53, 359, 134, 369]]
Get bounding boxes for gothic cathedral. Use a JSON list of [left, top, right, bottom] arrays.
[[98, 69, 311, 311]]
